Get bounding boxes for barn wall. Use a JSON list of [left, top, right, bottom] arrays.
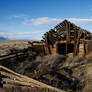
[[33, 44, 46, 55], [79, 43, 85, 57], [86, 40, 92, 54]]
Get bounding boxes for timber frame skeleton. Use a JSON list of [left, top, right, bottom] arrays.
[[43, 20, 92, 56], [0, 20, 92, 91]]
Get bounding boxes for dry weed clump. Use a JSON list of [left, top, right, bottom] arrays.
[[35, 55, 66, 72], [82, 66, 92, 91], [86, 52, 92, 63], [83, 60, 92, 92], [0, 86, 37, 92], [0, 85, 57, 92], [24, 55, 66, 73]]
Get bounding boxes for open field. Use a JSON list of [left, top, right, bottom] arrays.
[[0, 40, 92, 92], [0, 40, 29, 56]]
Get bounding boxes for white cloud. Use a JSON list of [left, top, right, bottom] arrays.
[[22, 17, 92, 27], [22, 17, 62, 26], [0, 32, 43, 40], [68, 18, 92, 26], [1, 17, 92, 40], [9, 14, 28, 20], [9, 15, 92, 27]]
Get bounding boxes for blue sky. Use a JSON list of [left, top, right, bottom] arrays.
[[0, 0, 92, 40]]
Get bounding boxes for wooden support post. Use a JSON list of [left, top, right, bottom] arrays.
[[74, 31, 81, 56], [44, 34, 51, 54], [83, 33, 86, 56], [43, 45, 46, 55], [73, 28, 77, 57], [55, 80, 58, 88], [66, 21, 70, 54], [0, 69, 3, 88]]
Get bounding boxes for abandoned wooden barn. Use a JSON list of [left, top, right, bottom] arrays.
[[42, 20, 92, 56]]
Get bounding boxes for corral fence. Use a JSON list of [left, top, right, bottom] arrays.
[[0, 47, 39, 63], [0, 65, 65, 92]]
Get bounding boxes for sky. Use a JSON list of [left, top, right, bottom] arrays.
[[0, 0, 92, 40]]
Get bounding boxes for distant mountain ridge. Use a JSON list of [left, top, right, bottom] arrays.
[[0, 36, 8, 41]]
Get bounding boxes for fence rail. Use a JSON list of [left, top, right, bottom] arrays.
[[0, 48, 33, 62], [0, 65, 65, 92]]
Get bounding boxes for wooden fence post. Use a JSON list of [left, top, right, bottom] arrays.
[[0, 69, 3, 88]]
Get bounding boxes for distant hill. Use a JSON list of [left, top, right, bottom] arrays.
[[0, 36, 8, 41]]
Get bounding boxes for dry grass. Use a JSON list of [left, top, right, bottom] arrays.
[[0, 85, 44, 92], [0, 40, 29, 56], [82, 53, 92, 92], [0, 41, 92, 92]]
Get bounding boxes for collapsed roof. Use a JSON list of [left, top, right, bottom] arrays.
[[42, 20, 92, 56], [43, 20, 92, 43]]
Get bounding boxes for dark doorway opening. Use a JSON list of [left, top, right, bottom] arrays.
[[56, 43, 66, 54], [67, 43, 74, 53], [56, 43, 74, 55]]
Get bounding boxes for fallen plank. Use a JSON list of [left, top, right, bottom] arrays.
[[0, 65, 65, 92]]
